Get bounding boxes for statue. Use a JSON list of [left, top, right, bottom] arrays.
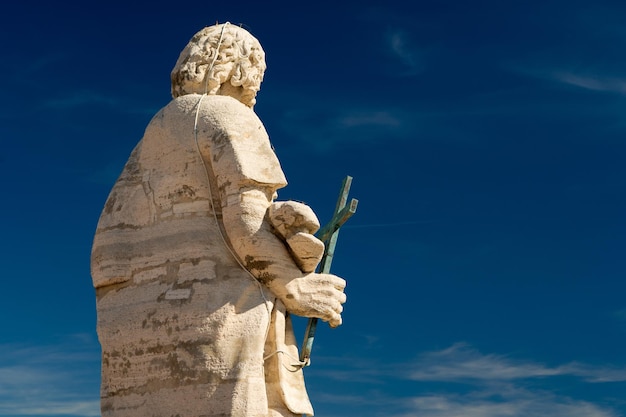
[[91, 23, 347, 417]]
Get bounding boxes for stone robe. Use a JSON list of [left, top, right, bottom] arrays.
[[91, 94, 314, 416]]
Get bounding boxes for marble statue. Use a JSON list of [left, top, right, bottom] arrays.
[[91, 23, 346, 417]]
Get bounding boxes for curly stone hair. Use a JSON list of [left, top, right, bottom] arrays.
[[170, 23, 266, 107]]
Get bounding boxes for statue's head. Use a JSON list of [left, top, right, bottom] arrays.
[[171, 23, 266, 107]]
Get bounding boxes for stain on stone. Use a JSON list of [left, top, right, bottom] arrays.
[[146, 343, 176, 356], [257, 271, 276, 285], [149, 316, 170, 330], [244, 255, 273, 271], [101, 401, 113, 413], [104, 193, 117, 214], [95, 278, 132, 299], [121, 145, 143, 178], [168, 184, 196, 200]]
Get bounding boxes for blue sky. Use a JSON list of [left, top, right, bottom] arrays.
[[1, 0, 625, 416]]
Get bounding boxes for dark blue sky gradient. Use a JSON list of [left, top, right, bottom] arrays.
[[1, 1, 625, 416]]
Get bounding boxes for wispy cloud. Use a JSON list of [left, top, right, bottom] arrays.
[[0, 335, 101, 416], [405, 388, 618, 417], [313, 383, 619, 417], [410, 343, 562, 380], [0, 400, 101, 417], [511, 65, 626, 96], [274, 99, 418, 152], [42, 90, 159, 116], [308, 343, 626, 417], [616, 309, 626, 321], [338, 111, 402, 129], [552, 72, 626, 94], [386, 29, 421, 76], [354, 6, 425, 77], [313, 343, 626, 385], [43, 90, 122, 109], [409, 342, 626, 383]]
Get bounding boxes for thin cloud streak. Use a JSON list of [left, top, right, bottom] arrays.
[[43, 90, 121, 108], [409, 343, 626, 383], [277, 102, 418, 151], [0, 401, 101, 417], [344, 220, 435, 229], [0, 336, 100, 417], [553, 72, 626, 94], [405, 389, 618, 417], [313, 382, 619, 417], [309, 343, 625, 417], [310, 343, 626, 385], [615, 309, 626, 321], [338, 111, 402, 128], [410, 342, 560, 381], [510, 65, 626, 96], [41, 90, 159, 116], [386, 29, 421, 76]]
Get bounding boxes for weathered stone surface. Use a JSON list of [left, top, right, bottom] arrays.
[[269, 201, 325, 272], [285, 232, 325, 273], [269, 201, 321, 238], [91, 23, 346, 417]]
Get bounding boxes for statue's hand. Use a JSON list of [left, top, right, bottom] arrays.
[[281, 273, 347, 328]]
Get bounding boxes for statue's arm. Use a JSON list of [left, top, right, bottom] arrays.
[[221, 187, 346, 327], [198, 98, 345, 326]]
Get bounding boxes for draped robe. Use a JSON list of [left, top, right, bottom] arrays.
[[91, 94, 314, 416]]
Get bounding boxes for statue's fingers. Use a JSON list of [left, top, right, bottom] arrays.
[[321, 288, 346, 305], [330, 298, 344, 314], [324, 275, 346, 291], [328, 313, 343, 328], [335, 289, 347, 304], [318, 298, 342, 324], [335, 277, 346, 291]]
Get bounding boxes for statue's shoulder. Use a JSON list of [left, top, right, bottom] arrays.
[[149, 95, 262, 137], [158, 95, 284, 188], [144, 94, 263, 141], [200, 95, 262, 129], [161, 94, 257, 119]]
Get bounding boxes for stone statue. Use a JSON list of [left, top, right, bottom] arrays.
[[90, 23, 346, 417]]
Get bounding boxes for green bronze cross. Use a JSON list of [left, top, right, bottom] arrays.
[[300, 176, 358, 366]]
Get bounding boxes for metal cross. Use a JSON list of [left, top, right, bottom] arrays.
[[300, 176, 358, 365]]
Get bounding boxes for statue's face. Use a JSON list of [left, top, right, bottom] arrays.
[[239, 86, 260, 108], [216, 83, 250, 106]]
